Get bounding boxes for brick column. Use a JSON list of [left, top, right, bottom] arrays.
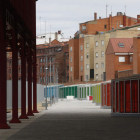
[[9, 48, 21, 123], [27, 47, 34, 116], [19, 41, 29, 119], [32, 51, 39, 113], [0, 41, 10, 129]]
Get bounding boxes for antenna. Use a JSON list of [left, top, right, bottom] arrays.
[[40, 17, 41, 35], [45, 21, 46, 44], [125, 5, 127, 15], [111, 6, 112, 16], [106, 4, 109, 18], [50, 25, 51, 46]]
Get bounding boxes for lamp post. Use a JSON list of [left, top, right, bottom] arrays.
[[45, 54, 48, 110], [50, 59, 52, 106]]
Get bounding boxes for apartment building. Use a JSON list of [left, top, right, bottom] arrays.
[[94, 24, 140, 81], [106, 38, 133, 81], [79, 12, 137, 35], [70, 12, 137, 83]]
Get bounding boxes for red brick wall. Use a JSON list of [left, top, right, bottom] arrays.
[[69, 39, 79, 82], [133, 37, 140, 74], [106, 54, 115, 80], [80, 15, 137, 35]]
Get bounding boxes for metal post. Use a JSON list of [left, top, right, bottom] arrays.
[[45, 54, 48, 110], [53, 64, 55, 104], [50, 60, 52, 106], [56, 68, 58, 102]]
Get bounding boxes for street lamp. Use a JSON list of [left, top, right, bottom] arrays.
[[45, 54, 48, 110]]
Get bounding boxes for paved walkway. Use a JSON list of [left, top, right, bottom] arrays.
[[1, 99, 140, 140]]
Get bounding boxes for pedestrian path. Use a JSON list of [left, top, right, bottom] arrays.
[[1, 99, 140, 140]]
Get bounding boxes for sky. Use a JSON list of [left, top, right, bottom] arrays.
[[36, 0, 140, 38]]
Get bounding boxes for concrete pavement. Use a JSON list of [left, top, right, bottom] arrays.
[[1, 99, 140, 140]]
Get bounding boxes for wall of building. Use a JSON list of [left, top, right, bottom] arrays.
[[94, 33, 110, 81], [110, 30, 140, 38], [80, 15, 137, 35], [84, 35, 94, 81], [7, 80, 44, 109], [79, 37, 85, 81], [69, 39, 79, 82]]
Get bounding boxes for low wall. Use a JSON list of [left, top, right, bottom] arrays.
[[7, 80, 44, 109]]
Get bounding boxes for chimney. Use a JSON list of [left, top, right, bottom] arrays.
[[137, 15, 140, 23], [94, 13, 97, 20], [58, 30, 61, 34], [49, 38, 51, 46], [128, 17, 131, 26], [123, 13, 126, 27], [55, 32, 58, 40]]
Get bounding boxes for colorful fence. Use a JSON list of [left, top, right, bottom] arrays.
[[111, 75, 140, 116], [101, 81, 111, 109]]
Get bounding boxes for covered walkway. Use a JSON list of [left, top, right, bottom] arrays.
[[1, 100, 140, 140]]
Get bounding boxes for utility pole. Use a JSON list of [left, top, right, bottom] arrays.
[[106, 4, 109, 18]]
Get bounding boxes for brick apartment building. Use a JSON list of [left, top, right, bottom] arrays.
[[7, 39, 69, 84], [106, 38, 133, 81], [69, 12, 137, 83], [94, 23, 140, 81]]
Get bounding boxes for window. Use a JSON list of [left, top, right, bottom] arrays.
[[87, 54, 89, 59], [40, 66, 42, 73], [43, 66, 45, 72], [81, 56, 83, 61], [130, 56, 133, 62], [104, 25, 107, 29], [70, 57, 72, 62], [96, 41, 98, 47], [43, 58, 45, 62], [70, 67, 72, 72], [40, 77, 42, 83], [101, 74, 103, 79], [40, 58, 42, 63], [81, 66, 83, 71], [82, 26, 86, 30], [96, 74, 98, 79], [101, 52, 104, 57], [101, 63, 104, 68], [40, 50, 42, 54], [10, 69, 11, 74], [70, 47, 72, 52], [118, 43, 124, 47], [86, 64, 89, 69], [85, 75, 89, 80], [81, 45, 83, 51], [96, 52, 98, 58], [119, 57, 125, 62], [43, 77, 45, 83], [101, 40, 104, 46], [96, 63, 98, 68], [9, 61, 11, 65], [86, 43, 89, 48]]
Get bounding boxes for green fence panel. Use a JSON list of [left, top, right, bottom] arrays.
[[87, 87, 89, 96], [66, 87, 68, 97], [72, 87, 75, 96], [75, 86, 77, 98]]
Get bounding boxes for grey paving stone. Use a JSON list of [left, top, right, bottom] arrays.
[[5, 99, 140, 140]]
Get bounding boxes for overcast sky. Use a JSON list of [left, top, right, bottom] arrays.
[[36, 0, 140, 38]]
